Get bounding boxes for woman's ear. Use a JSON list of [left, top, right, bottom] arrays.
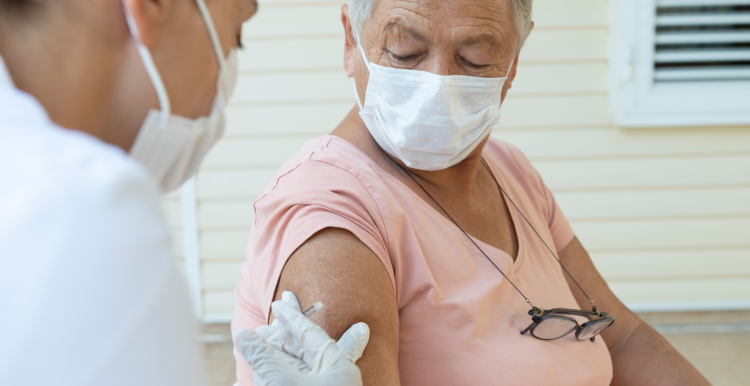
[[341, 4, 356, 78], [124, 0, 173, 48]]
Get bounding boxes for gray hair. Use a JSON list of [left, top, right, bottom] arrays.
[[349, 0, 533, 51]]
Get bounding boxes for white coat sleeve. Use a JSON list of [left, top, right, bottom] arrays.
[[0, 162, 206, 386]]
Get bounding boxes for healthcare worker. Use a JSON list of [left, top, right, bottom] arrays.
[[0, 0, 365, 384]]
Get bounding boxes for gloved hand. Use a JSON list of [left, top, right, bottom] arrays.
[[254, 291, 369, 373], [235, 293, 369, 386]]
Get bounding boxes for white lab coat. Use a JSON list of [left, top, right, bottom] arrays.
[[0, 56, 207, 385]]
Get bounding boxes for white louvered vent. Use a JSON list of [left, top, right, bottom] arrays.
[[610, 0, 750, 127], [654, 0, 750, 82]]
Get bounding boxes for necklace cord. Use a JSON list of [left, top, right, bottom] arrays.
[[385, 155, 532, 306], [384, 153, 596, 310], [479, 158, 595, 308]]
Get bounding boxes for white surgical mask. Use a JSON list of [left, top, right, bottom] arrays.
[[124, 0, 238, 193], [354, 43, 513, 171]]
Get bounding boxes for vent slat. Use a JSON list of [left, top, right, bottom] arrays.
[[655, 66, 750, 80], [653, 3, 750, 82], [656, 31, 750, 43], [655, 49, 750, 62], [656, 13, 750, 26]]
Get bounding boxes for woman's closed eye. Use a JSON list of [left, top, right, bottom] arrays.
[[387, 50, 425, 65], [458, 56, 491, 70]]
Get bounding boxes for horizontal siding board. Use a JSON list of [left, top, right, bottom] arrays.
[[609, 278, 750, 304], [499, 95, 610, 128], [203, 261, 244, 290], [225, 102, 352, 136], [233, 70, 351, 104], [239, 37, 344, 72], [556, 187, 750, 221], [533, 0, 608, 29], [520, 29, 608, 63], [592, 249, 750, 280], [198, 169, 274, 199], [202, 231, 251, 260], [497, 126, 750, 159], [199, 201, 255, 229], [573, 218, 750, 251], [511, 63, 607, 94], [243, 5, 342, 38], [537, 155, 750, 191], [202, 137, 311, 168], [204, 291, 238, 315]]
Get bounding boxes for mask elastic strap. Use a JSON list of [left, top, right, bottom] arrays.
[[122, 0, 171, 131], [195, 0, 228, 71], [505, 55, 515, 78], [353, 40, 370, 111]]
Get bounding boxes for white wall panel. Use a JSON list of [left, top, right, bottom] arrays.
[[203, 261, 244, 290], [496, 127, 750, 158], [199, 201, 256, 229], [533, 0, 608, 29], [556, 187, 750, 221], [520, 29, 608, 63], [204, 291, 238, 315], [225, 103, 353, 136], [499, 95, 610, 128], [242, 5, 343, 38], [239, 37, 344, 72], [608, 278, 750, 304], [592, 249, 750, 280], [202, 137, 312, 168], [573, 218, 750, 251], [536, 155, 750, 191], [202, 231, 251, 260]]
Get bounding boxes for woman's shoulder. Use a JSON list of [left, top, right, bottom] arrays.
[[484, 137, 537, 172], [484, 136, 547, 194], [254, 135, 387, 212]]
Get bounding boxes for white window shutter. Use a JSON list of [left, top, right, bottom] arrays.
[[610, 0, 750, 127]]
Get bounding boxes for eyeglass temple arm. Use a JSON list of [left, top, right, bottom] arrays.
[[520, 322, 534, 335], [547, 308, 606, 319]]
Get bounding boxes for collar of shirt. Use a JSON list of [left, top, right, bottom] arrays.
[[0, 54, 54, 129]]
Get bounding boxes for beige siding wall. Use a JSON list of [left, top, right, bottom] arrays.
[[164, 0, 750, 319]]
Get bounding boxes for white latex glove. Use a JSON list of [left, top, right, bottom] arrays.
[[235, 298, 368, 386], [254, 291, 369, 373]]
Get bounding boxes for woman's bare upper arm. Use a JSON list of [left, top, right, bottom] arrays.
[[558, 236, 642, 351], [271, 227, 401, 386]]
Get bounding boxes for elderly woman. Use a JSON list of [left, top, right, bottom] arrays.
[[232, 0, 710, 385]]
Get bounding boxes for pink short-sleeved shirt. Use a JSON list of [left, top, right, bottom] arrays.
[[232, 136, 613, 385]]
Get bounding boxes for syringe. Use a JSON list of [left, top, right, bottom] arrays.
[[302, 302, 324, 317]]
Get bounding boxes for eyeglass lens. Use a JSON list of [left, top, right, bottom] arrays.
[[532, 316, 577, 340], [578, 319, 613, 341]]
